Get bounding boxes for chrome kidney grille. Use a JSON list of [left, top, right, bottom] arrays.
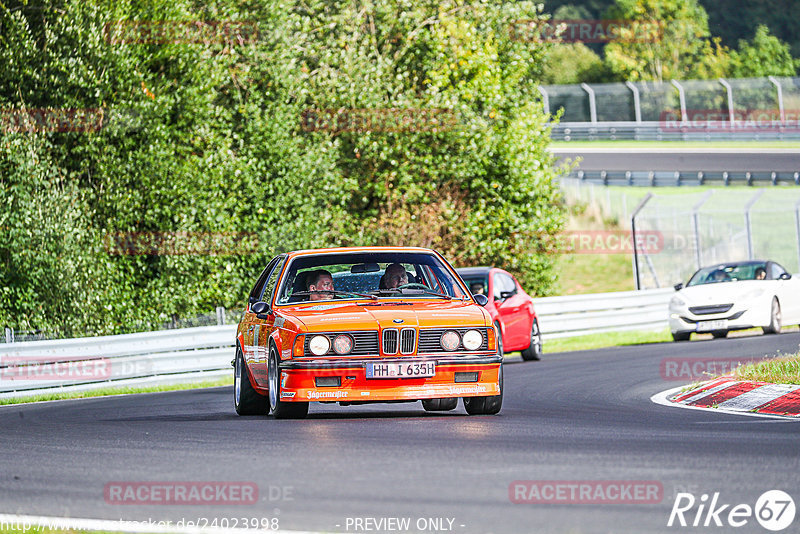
[[382, 328, 416, 355]]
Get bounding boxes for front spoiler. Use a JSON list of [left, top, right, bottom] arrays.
[[263, 354, 502, 402]]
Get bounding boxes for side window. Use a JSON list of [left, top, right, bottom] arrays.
[[500, 273, 517, 296], [769, 263, 786, 280], [493, 273, 503, 300], [260, 257, 287, 303], [249, 257, 279, 303]]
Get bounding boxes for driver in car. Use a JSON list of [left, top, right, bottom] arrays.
[[381, 263, 408, 289]]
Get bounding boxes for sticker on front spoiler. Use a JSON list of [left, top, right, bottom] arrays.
[[280, 392, 296, 399]]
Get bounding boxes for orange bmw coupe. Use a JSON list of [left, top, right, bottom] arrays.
[[234, 247, 502, 418]]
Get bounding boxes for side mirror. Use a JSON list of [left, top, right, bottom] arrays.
[[472, 293, 489, 307], [673, 283, 683, 291], [251, 301, 269, 314], [780, 272, 792, 280]]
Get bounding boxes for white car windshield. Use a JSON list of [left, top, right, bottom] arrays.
[[274, 251, 469, 304], [687, 262, 768, 287]]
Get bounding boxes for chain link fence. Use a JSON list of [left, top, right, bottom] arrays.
[[542, 76, 800, 140], [560, 179, 800, 289]]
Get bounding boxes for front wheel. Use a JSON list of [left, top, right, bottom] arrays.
[[234, 345, 268, 415], [762, 298, 782, 335], [671, 331, 691, 342], [463, 365, 503, 415], [268, 345, 309, 419], [520, 318, 542, 361]]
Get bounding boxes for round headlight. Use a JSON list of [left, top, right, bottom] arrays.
[[440, 330, 461, 351], [309, 335, 331, 356], [462, 329, 483, 351], [332, 334, 353, 355]]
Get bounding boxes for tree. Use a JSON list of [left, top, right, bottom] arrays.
[[730, 25, 798, 77], [602, 0, 727, 81]]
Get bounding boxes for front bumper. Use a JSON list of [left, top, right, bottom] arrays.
[[272, 354, 502, 402], [669, 304, 766, 334]]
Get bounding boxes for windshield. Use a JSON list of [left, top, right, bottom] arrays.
[[460, 275, 489, 296], [687, 262, 768, 286], [274, 251, 469, 305]]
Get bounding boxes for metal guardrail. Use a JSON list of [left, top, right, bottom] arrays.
[[0, 290, 673, 399], [0, 325, 237, 399], [534, 288, 672, 340], [551, 122, 800, 142], [566, 169, 800, 187]]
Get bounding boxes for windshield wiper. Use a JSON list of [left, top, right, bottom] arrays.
[[290, 290, 378, 301], [374, 288, 452, 300]]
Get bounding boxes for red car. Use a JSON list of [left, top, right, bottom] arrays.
[[456, 267, 541, 361]]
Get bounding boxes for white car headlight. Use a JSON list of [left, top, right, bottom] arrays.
[[309, 335, 331, 356], [462, 330, 483, 351], [440, 330, 461, 351], [332, 334, 353, 355]]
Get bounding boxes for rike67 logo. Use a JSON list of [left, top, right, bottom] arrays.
[[669, 490, 795, 531]]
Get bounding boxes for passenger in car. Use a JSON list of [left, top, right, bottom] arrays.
[[306, 269, 334, 301], [755, 267, 767, 280]]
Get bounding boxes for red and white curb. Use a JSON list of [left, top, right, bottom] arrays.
[[651, 377, 800, 420]]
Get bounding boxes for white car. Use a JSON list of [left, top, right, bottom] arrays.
[[669, 260, 800, 341]]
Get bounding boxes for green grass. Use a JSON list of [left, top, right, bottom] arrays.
[[538, 328, 672, 353], [0, 377, 232, 406], [551, 140, 800, 149], [733, 352, 800, 385]]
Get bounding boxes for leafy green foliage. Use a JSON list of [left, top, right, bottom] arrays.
[[730, 25, 798, 78], [1, 0, 566, 335]]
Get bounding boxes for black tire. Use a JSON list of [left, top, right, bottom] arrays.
[[671, 331, 691, 342], [520, 318, 542, 361], [422, 397, 458, 411], [234, 345, 268, 416], [463, 364, 503, 415], [268, 344, 309, 419], [762, 298, 782, 335], [494, 321, 504, 357], [711, 330, 728, 339]]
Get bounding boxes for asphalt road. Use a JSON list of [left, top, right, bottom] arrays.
[[550, 148, 800, 172], [2, 332, 800, 534]]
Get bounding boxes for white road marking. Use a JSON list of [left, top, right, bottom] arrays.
[[678, 380, 737, 404], [717, 383, 800, 411]]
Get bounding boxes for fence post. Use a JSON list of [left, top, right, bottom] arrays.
[[4, 327, 13, 344], [581, 83, 597, 124], [692, 191, 714, 270], [744, 189, 765, 260], [538, 86, 550, 116], [718, 78, 735, 126], [671, 80, 688, 124], [768, 76, 785, 123], [625, 81, 642, 123], [216, 306, 226, 326], [631, 193, 653, 290], [795, 199, 800, 273]]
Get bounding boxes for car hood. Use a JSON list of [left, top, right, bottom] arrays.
[[676, 280, 772, 305], [281, 300, 491, 333]]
